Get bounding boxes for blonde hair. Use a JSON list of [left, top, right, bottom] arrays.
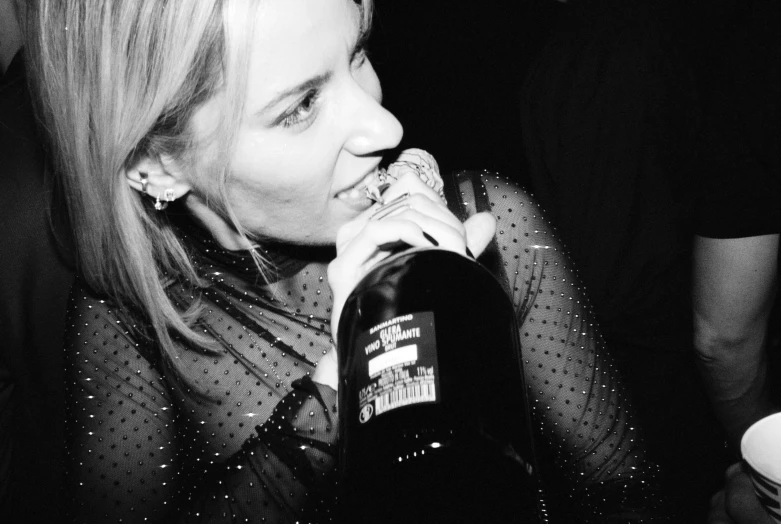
[[25, 0, 373, 376]]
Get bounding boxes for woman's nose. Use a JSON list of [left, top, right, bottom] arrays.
[[343, 85, 403, 157]]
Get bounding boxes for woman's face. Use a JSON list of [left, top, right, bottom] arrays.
[[189, 0, 403, 245]]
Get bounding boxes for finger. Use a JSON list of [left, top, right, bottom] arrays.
[[335, 194, 464, 264], [369, 192, 413, 221], [331, 219, 438, 281], [329, 219, 438, 335], [331, 211, 467, 300], [708, 489, 734, 524], [724, 464, 774, 523], [346, 190, 450, 242], [329, 220, 435, 335], [370, 193, 465, 236], [407, 194, 465, 234], [463, 212, 497, 259], [725, 462, 743, 480], [382, 208, 467, 255], [379, 171, 448, 208]]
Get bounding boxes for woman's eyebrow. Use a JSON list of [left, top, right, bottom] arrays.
[[257, 72, 332, 116], [257, 20, 366, 117]]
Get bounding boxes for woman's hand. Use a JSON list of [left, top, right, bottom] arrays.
[[329, 171, 496, 341], [708, 462, 776, 524], [311, 171, 495, 390]]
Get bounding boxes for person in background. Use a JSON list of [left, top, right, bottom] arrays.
[[518, 0, 729, 519], [0, 1, 75, 522], [692, 0, 780, 447], [693, 0, 781, 522], [24, 0, 668, 521]]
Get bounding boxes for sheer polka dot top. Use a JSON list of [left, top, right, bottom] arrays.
[[63, 171, 667, 523]]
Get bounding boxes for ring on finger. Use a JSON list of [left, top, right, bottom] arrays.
[[370, 192, 411, 221]]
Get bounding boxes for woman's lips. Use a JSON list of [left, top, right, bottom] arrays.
[[335, 169, 382, 207], [334, 148, 443, 208], [336, 169, 379, 200]]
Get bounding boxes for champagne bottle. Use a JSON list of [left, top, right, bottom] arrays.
[[336, 247, 542, 523]]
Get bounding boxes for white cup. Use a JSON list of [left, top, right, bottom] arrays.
[[741, 412, 781, 523]]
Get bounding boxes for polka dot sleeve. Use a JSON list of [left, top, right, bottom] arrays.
[[64, 293, 181, 523], [61, 171, 665, 523], [63, 289, 338, 523], [456, 171, 665, 521]]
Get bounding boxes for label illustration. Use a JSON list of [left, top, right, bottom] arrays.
[[354, 311, 439, 423]]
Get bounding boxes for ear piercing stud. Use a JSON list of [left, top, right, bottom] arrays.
[[139, 172, 149, 195]]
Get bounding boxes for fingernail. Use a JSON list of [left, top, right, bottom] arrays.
[[364, 183, 392, 204], [365, 185, 383, 204]]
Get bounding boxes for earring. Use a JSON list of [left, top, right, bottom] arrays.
[[154, 193, 168, 211], [154, 188, 176, 211], [139, 172, 149, 195]]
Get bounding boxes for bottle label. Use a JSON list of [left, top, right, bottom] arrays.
[[354, 311, 440, 423]]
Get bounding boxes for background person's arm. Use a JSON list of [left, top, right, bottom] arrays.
[[693, 234, 779, 444]]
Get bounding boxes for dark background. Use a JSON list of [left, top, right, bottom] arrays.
[[369, 0, 746, 182], [369, 0, 544, 180], [368, 2, 753, 519]]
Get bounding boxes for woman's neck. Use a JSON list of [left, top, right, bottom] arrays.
[[184, 195, 256, 252]]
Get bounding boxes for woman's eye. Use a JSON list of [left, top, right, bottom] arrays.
[[280, 90, 320, 129]]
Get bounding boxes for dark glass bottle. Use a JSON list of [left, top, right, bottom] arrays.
[[336, 248, 542, 523]]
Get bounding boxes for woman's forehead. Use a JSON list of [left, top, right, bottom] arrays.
[[187, 0, 364, 141], [241, 0, 362, 95]]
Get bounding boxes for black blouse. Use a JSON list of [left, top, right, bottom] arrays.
[[63, 171, 665, 523]]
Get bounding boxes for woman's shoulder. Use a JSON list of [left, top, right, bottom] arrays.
[[447, 169, 573, 285], [67, 278, 127, 321], [447, 169, 551, 224], [65, 278, 156, 361]]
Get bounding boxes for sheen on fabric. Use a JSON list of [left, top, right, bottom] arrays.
[[63, 172, 666, 523]]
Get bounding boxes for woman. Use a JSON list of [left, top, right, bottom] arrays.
[[25, 0, 665, 522]]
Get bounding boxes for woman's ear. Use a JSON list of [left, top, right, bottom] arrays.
[[125, 154, 193, 203]]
